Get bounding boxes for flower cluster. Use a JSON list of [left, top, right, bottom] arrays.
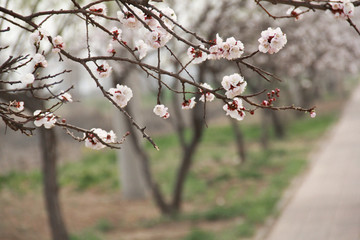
[[208, 34, 244, 60], [153, 104, 170, 119], [187, 45, 208, 64], [89, 3, 107, 15], [52, 35, 65, 53], [34, 53, 48, 68], [110, 27, 122, 41], [59, 91, 73, 102], [116, 5, 176, 59], [29, 28, 48, 46], [258, 27, 287, 54], [199, 83, 215, 102], [12, 100, 24, 111], [33, 110, 57, 129], [182, 97, 196, 110], [117, 6, 145, 29], [135, 40, 149, 60], [329, 0, 354, 19], [223, 98, 245, 121], [97, 61, 112, 78], [84, 128, 117, 150], [221, 73, 247, 99], [108, 84, 133, 108]]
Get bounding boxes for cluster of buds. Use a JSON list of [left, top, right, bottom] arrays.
[[262, 88, 280, 106], [329, 0, 354, 19]]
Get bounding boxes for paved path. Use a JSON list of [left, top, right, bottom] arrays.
[[264, 85, 360, 240]]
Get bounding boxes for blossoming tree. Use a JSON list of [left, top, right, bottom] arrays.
[[0, 0, 359, 239]]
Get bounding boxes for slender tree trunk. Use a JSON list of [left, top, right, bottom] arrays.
[[124, 115, 171, 214], [260, 110, 270, 150], [230, 118, 246, 164], [269, 110, 285, 139], [171, 100, 204, 212], [39, 128, 69, 240]]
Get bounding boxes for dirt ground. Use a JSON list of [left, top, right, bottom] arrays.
[[0, 187, 241, 240]]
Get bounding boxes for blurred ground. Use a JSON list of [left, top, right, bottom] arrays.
[[263, 84, 360, 240], [0, 90, 350, 240]]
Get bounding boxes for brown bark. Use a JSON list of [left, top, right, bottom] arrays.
[[270, 110, 285, 139], [171, 101, 204, 212], [230, 118, 246, 164], [39, 128, 69, 240]]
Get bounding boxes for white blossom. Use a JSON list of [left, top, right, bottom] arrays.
[[208, 34, 224, 60], [182, 97, 196, 110], [310, 111, 316, 118], [110, 27, 122, 41], [135, 40, 149, 59], [20, 73, 35, 85], [144, 9, 160, 29], [159, 6, 177, 29], [33, 53, 48, 68], [33, 110, 56, 129], [223, 98, 245, 121], [14, 101, 24, 111], [145, 27, 172, 49], [208, 34, 244, 60], [108, 84, 133, 108], [89, 3, 107, 16], [84, 128, 117, 150], [153, 104, 170, 119], [187, 45, 208, 64], [221, 73, 247, 99], [107, 43, 116, 54], [59, 91, 73, 102], [199, 83, 215, 102], [52, 35, 65, 53], [223, 37, 244, 60], [97, 61, 112, 78], [29, 28, 48, 46], [258, 27, 287, 54], [117, 6, 145, 29], [329, 0, 354, 19], [29, 31, 41, 46]]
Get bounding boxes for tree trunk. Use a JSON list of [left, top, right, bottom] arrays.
[[230, 118, 246, 164], [269, 110, 285, 139], [260, 110, 270, 150], [39, 128, 69, 240], [171, 101, 204, 212]]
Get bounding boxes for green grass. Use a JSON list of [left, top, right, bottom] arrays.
[[183, 229, 215, 240], [59, 150, 118, 191], [94, 219, 114, 233], [0, 170, 42, 193], [70, 230, 101, 240]]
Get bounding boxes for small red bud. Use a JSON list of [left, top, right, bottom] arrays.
[[250, 110, 255, 115], [61, 119, 66, 123]]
